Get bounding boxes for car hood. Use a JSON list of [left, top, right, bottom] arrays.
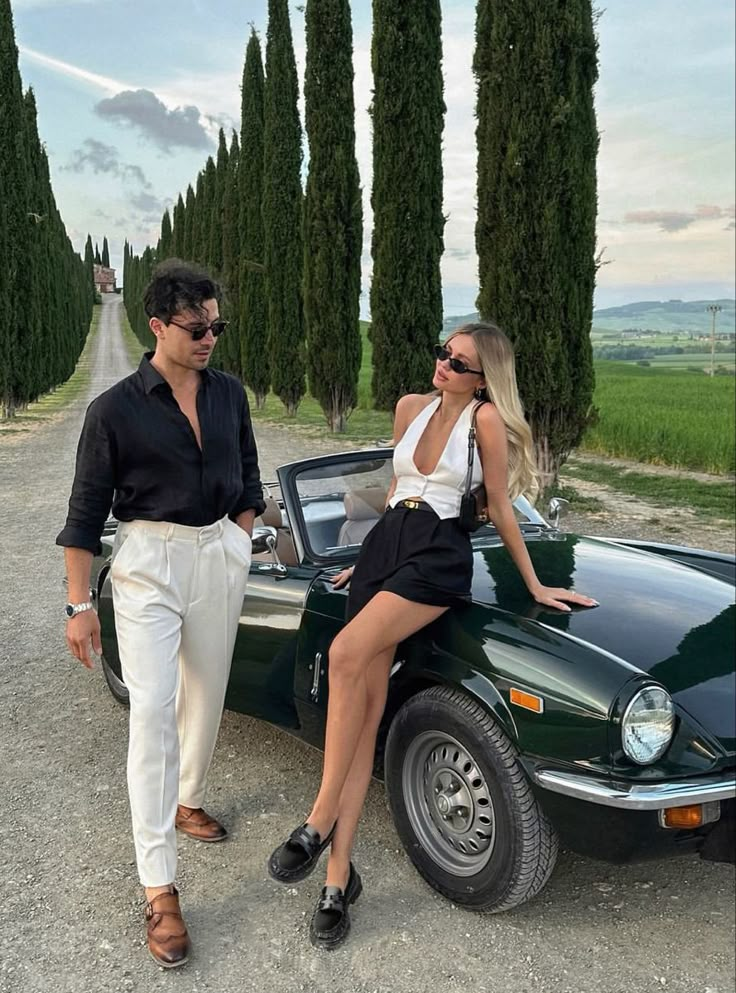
[[471, 533, 735, 751]]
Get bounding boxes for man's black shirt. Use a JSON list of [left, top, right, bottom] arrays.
[[57, 353, 265, 555]]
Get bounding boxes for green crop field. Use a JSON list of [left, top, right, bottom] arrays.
[[581, 362, 735, 474], [249, 330, 735, 475]]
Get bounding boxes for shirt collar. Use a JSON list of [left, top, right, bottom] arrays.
[[138, 352, 211, 395]]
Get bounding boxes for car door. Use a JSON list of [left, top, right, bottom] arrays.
[[275, 449, 395, 737]]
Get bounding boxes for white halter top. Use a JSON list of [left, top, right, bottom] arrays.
[[389, 397, 483, 519]]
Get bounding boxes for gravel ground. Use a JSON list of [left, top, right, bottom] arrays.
[[0, 297, 733, 993]]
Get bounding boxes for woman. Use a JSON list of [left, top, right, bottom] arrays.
[[268, 322, 598, 949]]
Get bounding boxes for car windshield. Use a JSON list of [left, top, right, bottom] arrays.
[[291, 453, 548, 560]]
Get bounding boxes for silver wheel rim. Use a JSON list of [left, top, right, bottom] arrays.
[[401, 730, 496, 876]]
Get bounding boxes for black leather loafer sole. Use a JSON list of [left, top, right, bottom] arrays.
[[268, 822, 336, 884]]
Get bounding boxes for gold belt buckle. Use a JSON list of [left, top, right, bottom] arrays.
[[403, 499, 420, 510]]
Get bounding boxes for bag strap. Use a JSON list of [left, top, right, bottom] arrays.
[[463, 401, 487, 497]]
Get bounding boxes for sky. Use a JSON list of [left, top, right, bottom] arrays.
[[12, 0, 736, 315]]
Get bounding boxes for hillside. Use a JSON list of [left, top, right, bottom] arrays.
[[443, 299, 736, 337], [592, 299, 735, 334]]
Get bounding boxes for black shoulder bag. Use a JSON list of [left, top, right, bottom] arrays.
[[458, 401, 488, 533]]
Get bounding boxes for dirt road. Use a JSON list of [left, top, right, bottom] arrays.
[[0, 297, 733, 993]]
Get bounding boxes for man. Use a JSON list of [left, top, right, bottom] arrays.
[[57, 259, 265, 968]]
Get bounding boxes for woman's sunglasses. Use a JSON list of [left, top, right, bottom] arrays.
[[434, 344, 482, 376], [168, 318, 229, 341]]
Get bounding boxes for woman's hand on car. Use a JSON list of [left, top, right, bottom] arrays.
[[330, 566, 355, 589]]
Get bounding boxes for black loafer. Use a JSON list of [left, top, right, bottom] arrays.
[[268, 822, 337, 884], [310, 863, 362, 951]]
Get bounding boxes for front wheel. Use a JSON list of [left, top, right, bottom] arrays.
[[384, 685, 558, 912]]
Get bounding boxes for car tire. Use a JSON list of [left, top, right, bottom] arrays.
[[101, 650, 129, 707], [384, 685, 558, 912], [96, 570, 129, 707]]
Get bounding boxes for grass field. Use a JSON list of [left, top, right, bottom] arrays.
[[114, 310, 736, 477], [581, 362, 735, 474], [251, 334, 735, 475], [563, 458, 735, 523], [248, 322, 394, 443], [628, 353, 735, 370]]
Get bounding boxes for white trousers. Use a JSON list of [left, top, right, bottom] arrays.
[[110, 515, 251, 887]]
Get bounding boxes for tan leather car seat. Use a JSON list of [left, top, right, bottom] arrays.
[[252, 497, 299, 567], [337, 487, 386, 546]]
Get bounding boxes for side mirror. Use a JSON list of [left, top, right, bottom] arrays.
[[252, 526, 288, 576], [252, 525, 277, 555], [547, 496, 570, 530]]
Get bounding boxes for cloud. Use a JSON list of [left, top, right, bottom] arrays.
[[63, 138, 152, 189], [204, 112, 238, 136], [129, 191, 167, 215], [94, 89, 213, 153], [624, 204, 736, 232]]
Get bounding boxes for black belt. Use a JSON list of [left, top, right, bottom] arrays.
[[395, 499, 435, 513]]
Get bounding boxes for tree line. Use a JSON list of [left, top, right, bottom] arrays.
[[0, 0, 94, 418], [125, 0, 598, 482], [125, 0, 366, 432]]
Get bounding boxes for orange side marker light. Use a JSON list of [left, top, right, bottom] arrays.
[[510, 688, 544, 714], [661, 805, 704, 829]]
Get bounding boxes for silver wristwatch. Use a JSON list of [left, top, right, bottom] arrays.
[[64, 601, 95, 618]]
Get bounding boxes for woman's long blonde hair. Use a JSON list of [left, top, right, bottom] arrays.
[[447, 323, 539, 503]]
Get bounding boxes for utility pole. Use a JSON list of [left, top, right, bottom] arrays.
[[706, 304, 722, 376]]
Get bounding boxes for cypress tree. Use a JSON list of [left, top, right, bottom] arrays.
[[101, 235, 110, 267], [207, 129, 228, 274], [123, 239, 130, 310], [84, 234, 96, 304], [172, 193, 186, 258], [1, 5, 90, 414], [240, 28, 270, 407], [22, 88, 49, 402], [158, 209, 173, 259], [474, 0, 599, 485], [220, 131, 241, 376], [196, 160, 218, 266], [94, 242, 102, 265], [183, 183, 196, 261], [0, 0, 29, 416], [190, 169, 207, 263], [303, 0, 363, 432], [263, 0, 305, 415], [370, 0, 445, 411], [123, 245, 156, 350]]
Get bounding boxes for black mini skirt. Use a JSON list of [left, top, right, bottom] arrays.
[[346, 503, 474, 621]]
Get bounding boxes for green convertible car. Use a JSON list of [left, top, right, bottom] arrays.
[[94, 448, 736, 912]]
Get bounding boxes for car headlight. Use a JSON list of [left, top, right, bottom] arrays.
[[621, 686, 675, 765]]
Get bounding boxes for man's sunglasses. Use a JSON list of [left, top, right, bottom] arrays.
[[167, 318, 229, 341], [433, 344, 482, 376]]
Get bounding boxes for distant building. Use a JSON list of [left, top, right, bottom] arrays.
[[93, 264, 116, 294]]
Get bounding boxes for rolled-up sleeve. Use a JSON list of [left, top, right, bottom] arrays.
[[231, 390, 265, 519], [56, 399, 116, 555]]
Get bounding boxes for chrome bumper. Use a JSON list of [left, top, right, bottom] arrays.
[[534, 769, 736, 811]]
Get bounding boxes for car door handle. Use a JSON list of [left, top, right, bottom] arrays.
[[310, 652, 323, 702]]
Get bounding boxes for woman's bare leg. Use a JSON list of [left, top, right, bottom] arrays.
[[323, 647, 395, 887], [306, 592, 447, 840]]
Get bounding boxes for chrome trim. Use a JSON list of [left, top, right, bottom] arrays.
[[310, 652, 323, 702], [534, 769, 736, 810]]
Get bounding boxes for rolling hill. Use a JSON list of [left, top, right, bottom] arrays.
[[442, 299, 735, 337]]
